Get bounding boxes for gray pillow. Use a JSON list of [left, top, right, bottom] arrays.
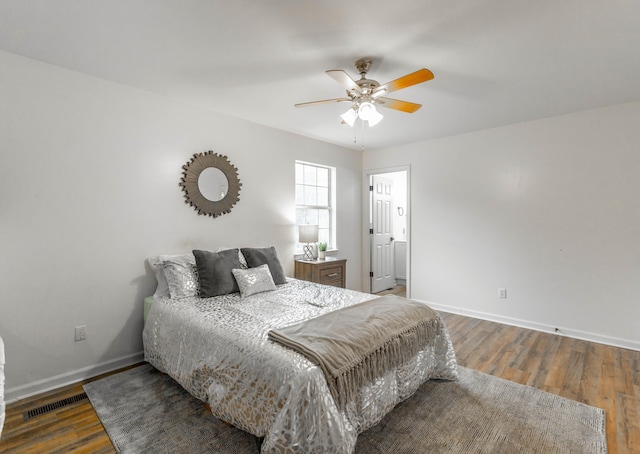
[[240, 246, 286, 284], [232, 264, 277, 297], [193, 249, 242, 297]]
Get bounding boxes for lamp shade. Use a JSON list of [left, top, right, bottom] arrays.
[[358, 102, 383, 126], [358, 102, 376, 121], [366, 107, 383, 126], [341, 107, 357, 127], [299, 224, 319, 243]]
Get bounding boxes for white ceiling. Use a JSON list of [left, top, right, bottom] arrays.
[[1, 0, 639, 151]]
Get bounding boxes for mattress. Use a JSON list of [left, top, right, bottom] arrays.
[[143, 278, 458, 453]]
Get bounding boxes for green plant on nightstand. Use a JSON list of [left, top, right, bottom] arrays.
[[318, 242, 327, 259]]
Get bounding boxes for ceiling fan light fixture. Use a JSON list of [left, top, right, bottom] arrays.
[[367, 108, 383, 126], [358, 102, 383, 126], [341, 107, 357, 126], [357, 101, 375, 120]]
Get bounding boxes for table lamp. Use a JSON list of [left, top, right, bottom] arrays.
[[299, 224, 319, 261]]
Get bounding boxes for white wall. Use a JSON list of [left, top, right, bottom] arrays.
[[388, 171, 407, 242], [0, 50, 362, 399], [364, 101, 640, 350]]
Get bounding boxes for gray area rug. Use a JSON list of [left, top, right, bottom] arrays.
[[84, 363, 607, 453]]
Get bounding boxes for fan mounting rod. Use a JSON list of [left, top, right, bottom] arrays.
[[355, 58, 372, 77], [352, 58, 380, 95]]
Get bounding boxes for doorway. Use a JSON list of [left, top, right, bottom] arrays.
[[363, 167, 410, 298]]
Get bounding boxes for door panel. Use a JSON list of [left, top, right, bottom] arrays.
[[371, 175, 395, 293]]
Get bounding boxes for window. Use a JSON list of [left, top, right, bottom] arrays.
[[295, 161, 335, 251]]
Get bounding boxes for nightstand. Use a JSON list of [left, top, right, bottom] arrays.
[[294, 257, 346, 288]]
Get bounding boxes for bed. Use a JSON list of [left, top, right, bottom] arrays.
[[142, 248, 458, 453]]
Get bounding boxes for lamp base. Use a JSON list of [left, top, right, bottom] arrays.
[[302, 244, 314, 261]]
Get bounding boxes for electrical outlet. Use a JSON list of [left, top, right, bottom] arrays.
[[75, 325, 87, 342], [498, 288, 507, 299]]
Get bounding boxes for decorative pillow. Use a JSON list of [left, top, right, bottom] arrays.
[[193, 248, 242, 297], [232, 264, 277, 298], [147, 254, 196, 298], [217, 246, 248, 269], [162, 261, 199, 298], [240, 246, 286, 285]]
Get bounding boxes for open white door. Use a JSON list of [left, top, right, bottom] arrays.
[[370, 175, 395, 293]]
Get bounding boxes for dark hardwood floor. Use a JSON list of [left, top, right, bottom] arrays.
[[439, 312, 639, 453], [375, 284, 406, 297], [1, 312, 638, 453]]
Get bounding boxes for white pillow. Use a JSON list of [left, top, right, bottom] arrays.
[[232, 264, 276, 297], [147, 254, 196, 298], [162, 261, 198, 298]]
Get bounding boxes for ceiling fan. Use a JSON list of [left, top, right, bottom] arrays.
[[295, 58, 434, 127]]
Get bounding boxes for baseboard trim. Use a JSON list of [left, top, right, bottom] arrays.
[[5, 351, 144, 403], [424, 300, 640, 352]]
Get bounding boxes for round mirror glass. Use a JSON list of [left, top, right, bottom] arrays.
[[198, 167, 229, 201]]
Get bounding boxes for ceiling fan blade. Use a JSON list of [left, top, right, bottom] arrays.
[[294, 98, 351, 108], [376, 97, 422, 113], [376, 68, 434, 95], [325, 70, 361, 93]]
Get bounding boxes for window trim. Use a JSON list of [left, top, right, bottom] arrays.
[[295, 161, 336, 253]]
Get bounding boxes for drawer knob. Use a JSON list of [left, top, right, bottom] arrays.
[[327, 273, 338, 277]]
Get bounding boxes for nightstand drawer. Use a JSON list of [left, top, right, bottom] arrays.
[[319, 266, 343, 285]]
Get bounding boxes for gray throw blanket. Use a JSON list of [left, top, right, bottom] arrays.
[[268, 295, 441, 409]]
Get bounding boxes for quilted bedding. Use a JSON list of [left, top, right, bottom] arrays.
[[143, 278, 458, 453]]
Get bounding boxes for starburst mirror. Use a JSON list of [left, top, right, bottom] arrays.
[[180, 151, 242, 218]]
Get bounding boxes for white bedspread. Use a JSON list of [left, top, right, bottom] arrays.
[[143, 279, 458, 453]]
